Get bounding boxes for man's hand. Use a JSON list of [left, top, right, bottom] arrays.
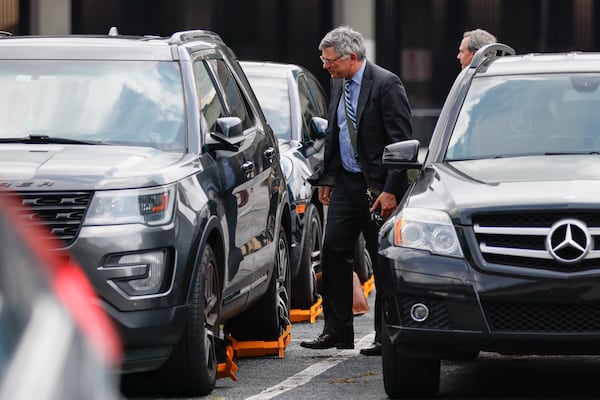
[[318, 186, 333, 206], [371, 191, 397, 220]]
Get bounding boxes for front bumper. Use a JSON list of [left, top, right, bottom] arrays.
[[379, 246, 600, 357], [68, 217, 198, 372], [101, 300, 189, 372]]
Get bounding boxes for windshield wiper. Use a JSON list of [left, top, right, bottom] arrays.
[[0, 135, 105, 145]]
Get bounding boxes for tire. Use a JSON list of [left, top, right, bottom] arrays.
[[226, 226, 291, 341], [382, 321, 440, 398], [153, 245, 220, 396], [353, 232, 373, 283], [291, 203, 322, 309]]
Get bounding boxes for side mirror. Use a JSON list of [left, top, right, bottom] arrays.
[[216, 116, 243, 138], [382, 139, 422, 169], [204, 116, 244, 152], [310, 117, 328, 140]]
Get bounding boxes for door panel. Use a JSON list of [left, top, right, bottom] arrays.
[[194, 56, 255, 304], [205, 57, 279, 299]]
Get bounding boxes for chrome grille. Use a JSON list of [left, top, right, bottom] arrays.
[[2, 191, 91, 247], [472, 212, 600, 272]]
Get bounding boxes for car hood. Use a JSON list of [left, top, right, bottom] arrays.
[[408, 155, 600, 222], [0, 144, 191, 191]]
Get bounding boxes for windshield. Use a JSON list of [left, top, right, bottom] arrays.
[[0, 60, 185, 151], [245, 74, 291, 140], [446, 73, 600, 160]]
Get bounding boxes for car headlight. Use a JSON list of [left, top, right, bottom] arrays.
[[389, 208, 463, 257], [84, 185, 176, 226]]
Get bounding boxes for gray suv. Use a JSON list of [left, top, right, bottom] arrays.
[[379, 44, 600, 397], [0, 30, 291, 396]]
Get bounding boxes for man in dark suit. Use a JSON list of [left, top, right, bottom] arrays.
[[301, 26, 412, 355]]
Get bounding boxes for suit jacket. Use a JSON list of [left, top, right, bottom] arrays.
[[314, 60, 412, 198]]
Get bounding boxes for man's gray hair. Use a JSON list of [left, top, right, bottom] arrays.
[[319, 26, 366, 60], [463, 28, 497, 51]]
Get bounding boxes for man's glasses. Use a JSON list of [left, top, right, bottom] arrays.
[[320, 54, 344, 65]]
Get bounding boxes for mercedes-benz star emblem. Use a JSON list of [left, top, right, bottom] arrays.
[[546, 219, 591, 264]]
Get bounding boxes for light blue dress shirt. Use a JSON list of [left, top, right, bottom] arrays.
[[337, 60, 366, 173]]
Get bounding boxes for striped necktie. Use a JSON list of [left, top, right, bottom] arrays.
[[344, 79, 357, 129]]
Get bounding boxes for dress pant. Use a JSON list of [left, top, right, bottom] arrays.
[[321, 169, 382, 340]]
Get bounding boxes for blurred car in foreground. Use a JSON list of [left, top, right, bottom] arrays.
[[379, 43, 600, 398], [241, 61, 373, 310], [0, 195, 121, 400]]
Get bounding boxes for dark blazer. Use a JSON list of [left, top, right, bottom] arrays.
[[314, 60, 412, 198]]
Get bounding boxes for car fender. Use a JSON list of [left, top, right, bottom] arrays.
[[186, 213, 225, 305]]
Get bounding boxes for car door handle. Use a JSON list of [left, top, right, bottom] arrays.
[[264, 147, 275, 162], [241, 160, 255, 177]]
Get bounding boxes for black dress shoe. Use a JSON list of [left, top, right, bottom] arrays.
[[300, 333, 354, 350], [359, 341, 382, 356]]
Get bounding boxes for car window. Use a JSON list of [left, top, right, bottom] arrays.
[[206, 59, 252, 131], [244, 74, 292, 140], [297, 75, 317, 143], [0, 60, 185, 151], [306, 75, 328, 117], [193, 59, 226, 133], [446, 73, 600, 161]]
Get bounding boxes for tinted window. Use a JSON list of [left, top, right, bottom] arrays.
[[207, 59, 252, 130], [306, 75, 328, 117], [298, 75, 319, 142], [0, 60, 185, 151], [193, 59, 226, 133]]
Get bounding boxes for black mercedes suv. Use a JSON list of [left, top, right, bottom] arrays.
[[0, 29, 291, 396], [378, 43, 600, 397]]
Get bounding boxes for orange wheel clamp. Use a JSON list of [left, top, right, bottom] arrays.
[[362, 275, 375, 299], [290, 296, 323, 324]]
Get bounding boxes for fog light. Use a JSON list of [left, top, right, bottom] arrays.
[[123, 252, 165, 292], [104, 250, 168, 296], [410, 303, 429, 322]]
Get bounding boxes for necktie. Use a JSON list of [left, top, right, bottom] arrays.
[[344, 79, 357, 129]]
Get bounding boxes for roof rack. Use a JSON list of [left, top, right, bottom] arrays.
[[168, 30, 222, 45], [470, 43, 515, 69], [0, 31, 12, 37]]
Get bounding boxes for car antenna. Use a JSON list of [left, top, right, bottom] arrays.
[[108, 26, 119, 36]]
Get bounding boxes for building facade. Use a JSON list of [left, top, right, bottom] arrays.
[[3, 0, 599, 143]]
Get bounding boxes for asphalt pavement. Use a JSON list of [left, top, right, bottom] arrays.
[[122, 285, 600, 400], [211, 287, 386, 400]]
